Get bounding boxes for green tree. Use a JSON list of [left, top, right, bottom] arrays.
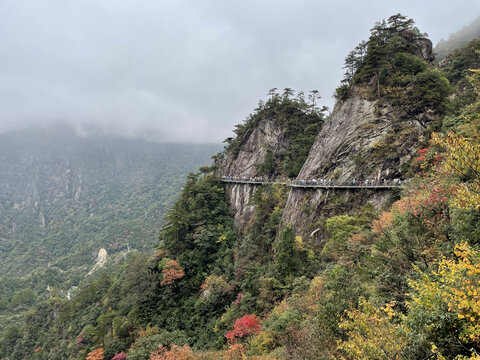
[[274, 227, 302, 279]]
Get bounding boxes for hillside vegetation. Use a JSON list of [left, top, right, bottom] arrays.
[[2, 14, 480, 360], [0, 126, 219, 337]]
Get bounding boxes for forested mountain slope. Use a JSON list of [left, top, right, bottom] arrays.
[[435, 15, 480, 60], [2, 14, 480, 360], [0, 125, 219, 334]]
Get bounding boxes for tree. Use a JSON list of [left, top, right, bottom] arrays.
[[387, 13, 415, 34], [431, 131, 480, 210], [226, 315, 261, 343], [408, 242, 480, 357], [338, 298, 407, 360], [308, 90, 320, 107], [160, 260, 185, 285], [343, 50, 359, 83], [274, 227, 302, 278], [355, 40, 368, 62], [282, 88, 294, 100], [86, 348, 104, 360], [267, 88, 278, 101]]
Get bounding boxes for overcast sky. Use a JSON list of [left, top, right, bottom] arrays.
[[1, 0, 479, 143]]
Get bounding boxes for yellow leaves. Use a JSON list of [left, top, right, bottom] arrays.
[[337, 298, 406, 360], [295, 235, 303, 248], [380, 301, 397, 320], [409, 242, 480, 343], [430, 131, 480, 211]]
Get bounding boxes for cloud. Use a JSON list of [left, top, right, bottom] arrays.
[[0, 0, 479, 142]]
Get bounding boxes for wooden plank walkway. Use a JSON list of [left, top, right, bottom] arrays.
[[220, 179, 403, 189]]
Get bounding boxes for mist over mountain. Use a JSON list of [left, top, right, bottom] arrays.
[[0, 125, 219, 331], [1, 1, 479, 142], [435, 16, 480, 60]]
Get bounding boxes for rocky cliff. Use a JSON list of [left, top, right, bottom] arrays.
[[215, 98, 324, 230], [216, 118, 287, 229], [281, 88, 425, 238], [216, 25, 447, 245]]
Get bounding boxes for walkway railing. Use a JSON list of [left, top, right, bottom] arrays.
[[220, 177, 406, 189]]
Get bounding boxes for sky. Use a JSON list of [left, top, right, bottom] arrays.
[[1, 0, 479, 143]]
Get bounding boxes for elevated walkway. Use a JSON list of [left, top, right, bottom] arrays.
[[220, 178, 404, 189]]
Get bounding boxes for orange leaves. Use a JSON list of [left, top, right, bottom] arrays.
[[372, 211, 394, 235], [350, 233, 368, 243], [161, 260, 185, 285], [86, 348, 104, 360], [226, 315, 261, 343], [222, 344, 246, 360]]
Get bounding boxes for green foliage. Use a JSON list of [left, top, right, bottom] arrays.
[[334, 84, 350, 101], [259, 148, 275, 176], [322, 215, 363, 260], [335, 13, 451, 125], [274, 227, 302, 279], [0, 126, 219, 333], [224, 90, 325, 177]]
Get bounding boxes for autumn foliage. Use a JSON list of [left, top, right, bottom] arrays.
[[410, 242, 480, 344], [226, 315, 261, 343], [112, 352, 127, 360], [86, 347, 104, 360], [161, 260, 185, 285]]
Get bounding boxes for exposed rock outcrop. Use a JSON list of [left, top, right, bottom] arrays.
[[216, 118, 287, 178], [88, 248, 108, 275], [216, 118, 288, 230], [282, 89, 424, 238], [414, 38, 435, 63]]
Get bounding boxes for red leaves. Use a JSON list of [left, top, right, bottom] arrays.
[[225, 315, 261, 343], [112, 352, 127, 360], [161, 260, 185, 285], [416, 147, 429, 162]]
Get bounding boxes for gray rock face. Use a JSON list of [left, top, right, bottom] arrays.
[[414, 38, 435, 63], [216, 118, 288, 230], [281, 89, 424, 238], [225, 183, 259, 229], [297, 89, 422, 182], [216, 118, 286, 178]]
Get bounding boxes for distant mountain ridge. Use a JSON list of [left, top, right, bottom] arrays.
[[435, 16, 480, 60], [0, 125, 220, 330]]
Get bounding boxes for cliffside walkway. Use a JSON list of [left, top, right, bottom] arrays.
[[220, 178, 405, 189]]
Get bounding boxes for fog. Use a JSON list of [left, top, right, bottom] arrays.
[[0, 0, 479, 142]]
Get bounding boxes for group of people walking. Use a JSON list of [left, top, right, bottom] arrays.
[[221, 175, 410, 187]]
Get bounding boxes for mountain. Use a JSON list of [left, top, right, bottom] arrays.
[[0, 125, 220, 332], [3, 14, 480, 360], [435, 16, 480, 60]]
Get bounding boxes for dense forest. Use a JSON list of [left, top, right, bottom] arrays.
[[2, 14, 480, 360], [0, 126, 219, 339]]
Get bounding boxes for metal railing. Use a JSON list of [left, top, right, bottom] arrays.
[[220, 177, 406, 189]]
